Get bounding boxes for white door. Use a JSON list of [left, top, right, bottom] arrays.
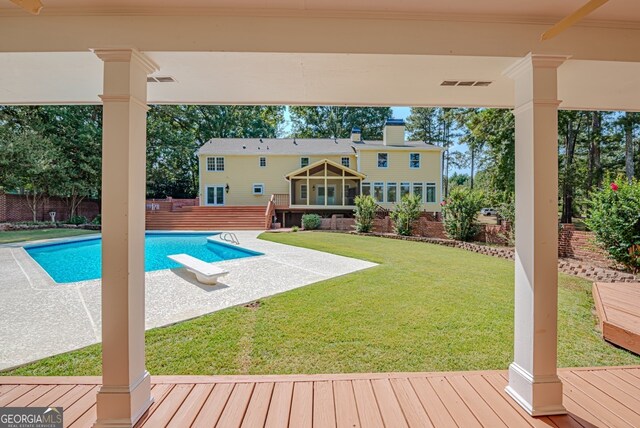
[[206, 185, 225, 206]]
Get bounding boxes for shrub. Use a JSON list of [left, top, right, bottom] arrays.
[[442, 187, 484, 241], [67, 215, 88, 225], [496, 193, 515, 245], [301, 213, 321, 230], [390, 193, 422, 236], [586, 178, 640, 272], [354, 194, 376, 233], [291, 225, 299, 232], [91, 214, 101, 225]]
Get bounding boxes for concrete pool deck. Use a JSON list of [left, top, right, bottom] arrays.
[[0, 231, 376, 371]]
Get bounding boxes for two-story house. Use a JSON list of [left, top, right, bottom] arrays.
[[197, 119, 444, 226]]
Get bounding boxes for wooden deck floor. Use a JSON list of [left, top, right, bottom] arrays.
[[3, 367, 640, 427], [593, 282, 640, 355]]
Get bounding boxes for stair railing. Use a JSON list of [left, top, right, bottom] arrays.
[[220, 232, 240, 245], [265, 194, 276, 229]]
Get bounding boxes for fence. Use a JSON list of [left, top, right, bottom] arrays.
[[0, 192, 100, 223]]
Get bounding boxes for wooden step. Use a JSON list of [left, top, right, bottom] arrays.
[[145, 205, 267, 230]]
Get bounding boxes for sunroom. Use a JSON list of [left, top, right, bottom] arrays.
[[285, 159, 366, 208]]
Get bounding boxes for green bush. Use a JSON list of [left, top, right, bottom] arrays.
[[354, 194, 376, 233], [301, 213, 322, 230], [67, 215, 88, 225], [442, 187, 484, 241], [291, 225, 299, 232], [390, 193, 422, 236], [91, 214, 101, 225], [496, 192, 515, 245], [586, 178, 640, 272]]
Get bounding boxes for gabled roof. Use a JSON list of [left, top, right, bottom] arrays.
[[285, 158, 366, 180], [197, 138, 442, 156]]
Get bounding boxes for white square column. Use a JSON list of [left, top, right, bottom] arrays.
[[504, 53, 568, 416], [93, 48, 158, 428]]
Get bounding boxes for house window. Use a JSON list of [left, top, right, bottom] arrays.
[[300, 184, 307, 199], [413, 182, 424, 201], [206, 156, 224, 172], [377, 153, 388, 168], [362, 182, 371, 196], [300, 157, 310, 168], [400, 182, 411, 198], [387, 182, 397, 203], [373, 182, 385, 203], [410, 153, 420, 168], [259, 157, 266, 167], [426, 182, 437, 203], [252, 183, 265, 195], [341, 157, 350, 168]]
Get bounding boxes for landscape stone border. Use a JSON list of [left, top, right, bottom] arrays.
[[351, 232, 637, 283]]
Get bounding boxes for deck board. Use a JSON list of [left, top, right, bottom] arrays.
[[352, 379, 384, 428], [3, 367, 640, 427], [593, 282, 640, 354], [289, 382, 313, 428], [408, 377, 458, 427], [241, 382, 274, 428]]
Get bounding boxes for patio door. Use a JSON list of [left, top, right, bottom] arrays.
[[316, 185, 336, 205], [206, 185, 225, 206]]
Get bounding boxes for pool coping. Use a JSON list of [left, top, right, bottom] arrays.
[[21, 231, 263, 284], [0, 230, 378, 370]]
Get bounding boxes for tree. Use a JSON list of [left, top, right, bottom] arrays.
[[587, 111, 604, 192], [559, 110, 589, 223], [2, 132, 66, 221], [0, 105, 102, 217], [448, 172, 470, 188], [146, 105, 285, 198], [616, 112, 640, 183], [289, 106, 391, 140], [405, 107, 440, 142], [461, 109, 514, 204]]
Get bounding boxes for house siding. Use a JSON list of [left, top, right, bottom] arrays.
[[199, 154, 356, 206], [358, 148, 442, 211]]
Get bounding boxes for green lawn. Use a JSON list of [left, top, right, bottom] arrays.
[[0, 228, 97, 244], [3, 232, 639, 376]]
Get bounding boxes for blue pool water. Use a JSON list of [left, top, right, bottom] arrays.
[[25, 232, 262, 284]]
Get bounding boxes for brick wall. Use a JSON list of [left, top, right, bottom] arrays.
[[558, 224, 613, 268], [0, 192, 99, 223]]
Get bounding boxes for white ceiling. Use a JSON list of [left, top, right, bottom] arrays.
[[2, 0, 640, 22], [2, 51, 640, 111]]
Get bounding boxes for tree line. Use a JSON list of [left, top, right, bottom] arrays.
[[1, 105, 637, 224]]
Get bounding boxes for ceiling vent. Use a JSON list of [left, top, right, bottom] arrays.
[[147, 76, 177, 83], [440, 80, 493, 87]]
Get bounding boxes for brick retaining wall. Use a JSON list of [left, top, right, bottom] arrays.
[[558, 224, 612, 268], [0, 192, 99, 223]]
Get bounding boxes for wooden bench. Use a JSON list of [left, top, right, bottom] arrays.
[[168, 254, 229, 285]]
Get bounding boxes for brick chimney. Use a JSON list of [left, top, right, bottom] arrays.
[[383, 119, 405, 146], [351, 126, 362, 142]]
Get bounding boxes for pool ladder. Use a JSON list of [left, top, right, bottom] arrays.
[[220, 232, 240, 245]]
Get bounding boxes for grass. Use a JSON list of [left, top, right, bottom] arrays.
[[0, 228, 97, 244], [3, 232, 639, 376]]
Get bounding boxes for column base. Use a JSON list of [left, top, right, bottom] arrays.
[[93, 371, 153, 428], [505, 362, 566, 416]]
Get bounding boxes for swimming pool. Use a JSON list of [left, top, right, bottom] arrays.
[[25, 232, 262, 283]]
